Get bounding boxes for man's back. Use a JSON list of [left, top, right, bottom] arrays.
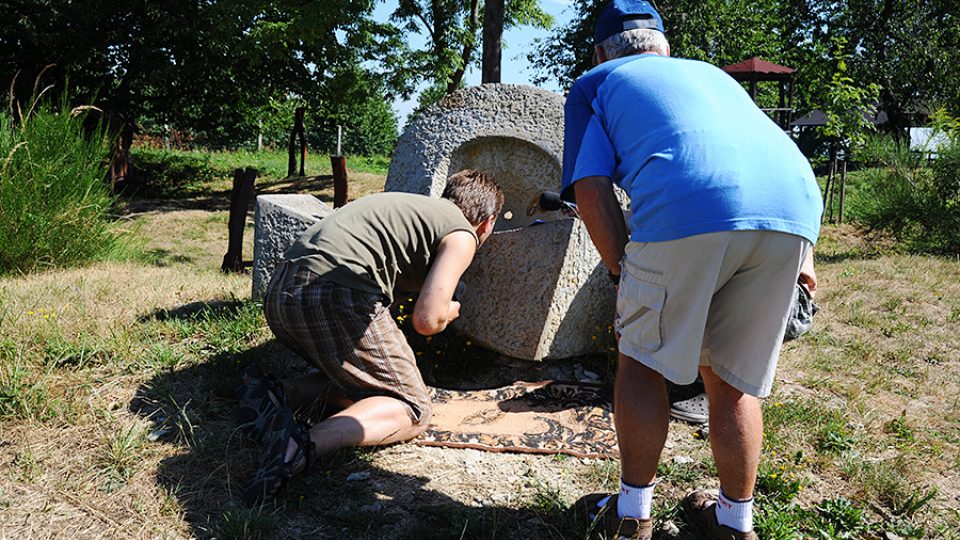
[[284, 192, 476, 301], [564, 54, 822, 244]]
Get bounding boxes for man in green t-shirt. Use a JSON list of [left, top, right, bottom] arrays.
[[238, 169, 503, 506]]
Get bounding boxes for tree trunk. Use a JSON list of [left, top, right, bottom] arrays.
[[482, 0, 504, 84], [447, 0, 481, 94]]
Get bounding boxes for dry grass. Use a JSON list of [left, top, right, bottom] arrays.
[[1, 173, 959, 538]]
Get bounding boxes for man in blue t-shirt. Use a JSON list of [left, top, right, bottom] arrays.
[[564, 1, 822, 538]]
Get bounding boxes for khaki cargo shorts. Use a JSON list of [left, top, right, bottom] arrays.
[[616, 230, 812, 397]]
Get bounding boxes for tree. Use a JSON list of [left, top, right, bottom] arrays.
[[529, 0, 960, 133], [0, 0, 410, 151], [529, 0, 813, 97], [392, 0, 551, 97], [838, 0, 960, 136]]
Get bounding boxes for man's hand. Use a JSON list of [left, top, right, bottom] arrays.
[[448, 300, 462, 322], [798, 249, 817, 298]]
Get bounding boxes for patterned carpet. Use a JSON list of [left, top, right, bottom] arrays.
[[416, 381, 619, 459]]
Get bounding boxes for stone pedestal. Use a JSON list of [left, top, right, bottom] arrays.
[[251, 194, 332, 300], [387, 84, 620, 360]]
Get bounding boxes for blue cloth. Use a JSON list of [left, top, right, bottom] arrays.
[[561, 54, 823, 244]]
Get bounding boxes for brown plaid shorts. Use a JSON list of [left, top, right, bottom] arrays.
[[263, 261, 432, 425]]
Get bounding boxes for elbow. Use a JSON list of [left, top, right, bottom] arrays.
[[412, 314, 444, 336]]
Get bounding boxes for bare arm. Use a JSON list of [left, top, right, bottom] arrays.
[[574, 176, 629, 276], [798, 249, 817, 297], [412, 230, 477, 336]]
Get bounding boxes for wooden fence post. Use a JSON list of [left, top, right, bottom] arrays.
[[221, 167, 258, 273], [331, 125, 348, 208]]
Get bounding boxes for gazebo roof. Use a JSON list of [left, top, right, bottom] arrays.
[[723, 57, 796, 75], [722, 57, 795, 82]]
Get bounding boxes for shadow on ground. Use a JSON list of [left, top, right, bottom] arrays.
[[128, 299, 617, 539]]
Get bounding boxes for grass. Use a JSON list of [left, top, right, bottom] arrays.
[[0, 153, 959, 537], [0, 95, 128, 275]]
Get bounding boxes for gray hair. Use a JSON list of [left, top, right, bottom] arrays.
[[598, 28, 669, 60]]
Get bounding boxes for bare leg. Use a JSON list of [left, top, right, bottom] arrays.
[[700, 365, 763, 499], [286, 395, 426, 460], [615, 354, 670, 486]]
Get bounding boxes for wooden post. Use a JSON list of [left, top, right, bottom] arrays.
[[109, 119, 133, 193], [331, 125, 348, 208], [221, 167, 258, 273], [287, 119, 297, 177], [838, 158, 848, 224], [296, 107, 307, 176], [822, 147, 836, 224]]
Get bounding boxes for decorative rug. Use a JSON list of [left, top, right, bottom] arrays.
[[416, 381, 619, 459]]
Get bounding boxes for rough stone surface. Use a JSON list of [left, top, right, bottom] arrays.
[[387, 83, 619, 360], [386, 84, 565, 232], [455, 219, 615, 360], [252, 194, 332, 299]]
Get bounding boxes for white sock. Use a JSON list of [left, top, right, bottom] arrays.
[[715, 489, 753, 532], [617, 479, 655, 519]]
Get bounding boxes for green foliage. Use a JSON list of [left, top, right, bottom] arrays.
[[818, 37, 880, 154], [128, 149, 214, 197], [529, 0, 826, 104], [0, 95, 122, 275], [390, 0, 551, 95], [855, 115, 960, 254], [811, 497, 871, 539], [2, 1, 410, 150], [215, 508, 277, 540], [530, 1, 960, 134], [0, 359, 58, 421]]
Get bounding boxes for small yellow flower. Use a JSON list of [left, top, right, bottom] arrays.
[[28, 310, 34, 315], [465, 341, 472, 346], [769, 474, 778, 479]]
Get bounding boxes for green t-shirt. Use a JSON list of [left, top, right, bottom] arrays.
[[284, 193, 477, 302]]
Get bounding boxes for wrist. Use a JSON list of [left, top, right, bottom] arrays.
[[607, 270, 620, 286]]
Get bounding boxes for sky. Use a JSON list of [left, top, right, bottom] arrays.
[[372, 0, 576, 127]]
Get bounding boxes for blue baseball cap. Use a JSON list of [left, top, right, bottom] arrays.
[[594, 0, 664, 44]]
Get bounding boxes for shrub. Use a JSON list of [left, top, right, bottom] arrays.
[[856, 120, 960, 254], [128, 148, 215, 197], [0, 95, 121, 274]]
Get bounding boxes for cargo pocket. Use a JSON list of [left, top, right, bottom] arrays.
[[616, 269, 666, 353]]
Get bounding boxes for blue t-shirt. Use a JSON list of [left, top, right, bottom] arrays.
[[562, 54, 822, 244]]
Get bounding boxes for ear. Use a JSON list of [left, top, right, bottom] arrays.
[[595, 44, 607, 65], [475, 214, 496, 244]]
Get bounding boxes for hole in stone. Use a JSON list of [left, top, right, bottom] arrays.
[[447, 136, 562, 232]]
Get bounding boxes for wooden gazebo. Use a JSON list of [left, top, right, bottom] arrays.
[[722, 57, 795, 129]]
